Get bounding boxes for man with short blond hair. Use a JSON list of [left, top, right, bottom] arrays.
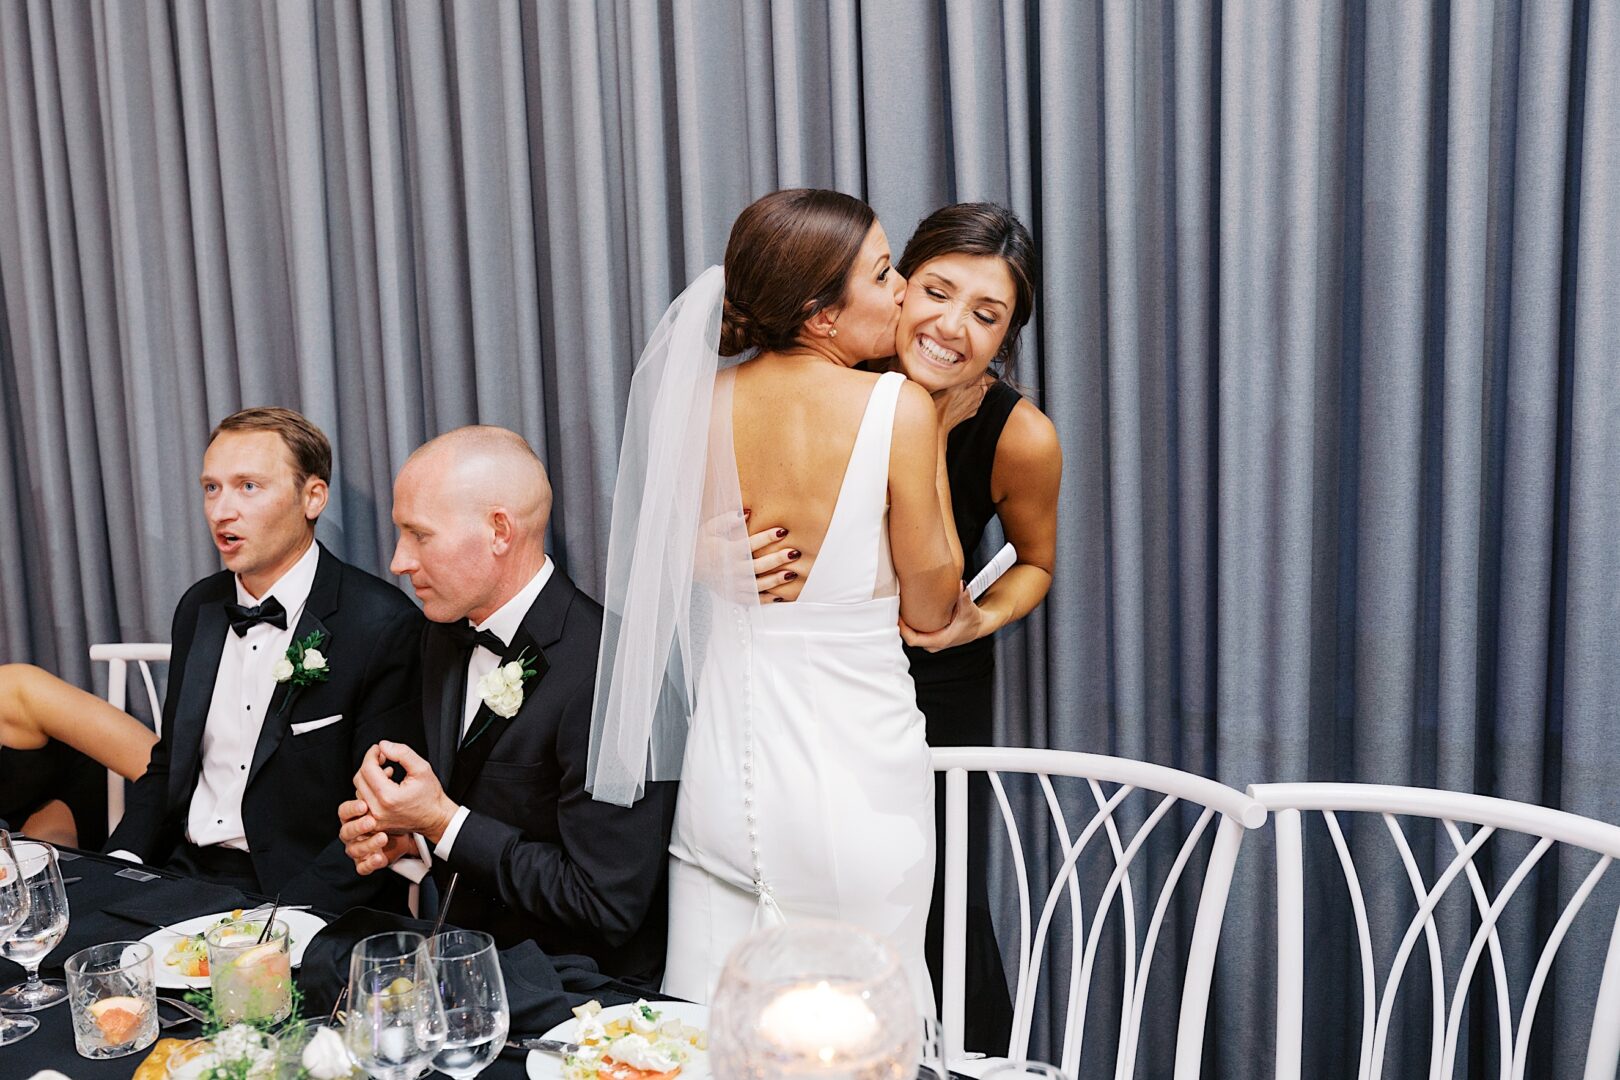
[[107, 407, 424, 911]]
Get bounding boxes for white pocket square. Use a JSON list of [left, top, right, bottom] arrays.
[[290, 714, 343, 735]]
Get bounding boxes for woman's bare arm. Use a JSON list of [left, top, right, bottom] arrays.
[[887, 381, 965, 632], [901, 399, 1062, 650]]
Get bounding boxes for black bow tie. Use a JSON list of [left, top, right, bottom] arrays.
[[445, 621, 506, 656], [225, 596, 288, 637]]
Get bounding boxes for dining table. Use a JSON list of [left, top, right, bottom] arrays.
[[4, 842, 979, 1080], [0, 842, 534, 1080]]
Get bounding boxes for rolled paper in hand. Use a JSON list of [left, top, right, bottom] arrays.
[[967, 542, 1017, 601]]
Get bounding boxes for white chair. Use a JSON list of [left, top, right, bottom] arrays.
[[88, 643, 169, 832], [933, 746, 1267, 1078], [1249, 782, 1620, 1080]]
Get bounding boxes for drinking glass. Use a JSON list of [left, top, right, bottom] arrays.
[[428, 930, 509, 1079], [207, 915, 293, 1024], [343, 931, 447, 1080], [0, 829, 40, 1045], [0, 839, 71, 1012], [64, 940, 160, 1059]]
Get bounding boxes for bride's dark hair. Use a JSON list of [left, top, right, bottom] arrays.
[[896, 202, 1037, 380], [719, 189, 876, 357]]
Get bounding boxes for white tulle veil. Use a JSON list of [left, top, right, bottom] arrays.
[[587, 266, 756, 805]]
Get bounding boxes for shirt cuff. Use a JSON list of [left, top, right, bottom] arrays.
[[107, 850, 143, 864], [390, 856, 429, 884], [387, 833, 435, 883], [432, 807, 471, 860]]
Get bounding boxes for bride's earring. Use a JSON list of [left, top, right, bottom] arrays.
[[829, 328, 838, 338]]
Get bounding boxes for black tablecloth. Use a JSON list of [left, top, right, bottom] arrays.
[[0, 846, 549, 1079], [1, 846, 959, 1079]]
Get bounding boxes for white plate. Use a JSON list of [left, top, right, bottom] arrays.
[[139, 908, 329, 990], [525, 1001, 711, 1080]]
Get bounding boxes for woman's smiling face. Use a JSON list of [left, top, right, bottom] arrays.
[[894, 252, 1017, 393]]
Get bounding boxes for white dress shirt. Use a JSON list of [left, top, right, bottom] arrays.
[[396, 558, 553, 879], [187, 541, 321, 850]]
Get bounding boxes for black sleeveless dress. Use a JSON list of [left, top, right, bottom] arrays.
[[0, 740, 103, 846], [911, 377, 1020, 1051]]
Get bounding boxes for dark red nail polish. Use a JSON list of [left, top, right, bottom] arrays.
[[788, 549, 801, 560], [776, 527, 788, 538], [784, 570, 798, 580], [773, 596, 785, 603]]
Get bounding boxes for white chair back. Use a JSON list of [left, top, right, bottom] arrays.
[[1250, 782, 1620, 1080], [933, 746, 1267, 1078], [88, 643, 169, 831]]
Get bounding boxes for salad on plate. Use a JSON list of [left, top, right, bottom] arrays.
[[562, 999, 707, 1080]]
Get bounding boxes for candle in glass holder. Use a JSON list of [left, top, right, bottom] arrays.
[[710, 919, 916, 1079], [758, 980, 880, 1064]]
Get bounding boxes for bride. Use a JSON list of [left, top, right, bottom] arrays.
[[588, 188, 964, 1009]]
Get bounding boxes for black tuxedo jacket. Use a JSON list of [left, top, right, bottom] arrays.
[[422, 569, 675, 988], [106, 543, 424, 911]]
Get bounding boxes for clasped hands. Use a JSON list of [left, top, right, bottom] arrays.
[[337, 740, 459, 876]]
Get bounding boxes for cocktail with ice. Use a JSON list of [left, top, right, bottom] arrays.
[[206, 917, 293, 1024]]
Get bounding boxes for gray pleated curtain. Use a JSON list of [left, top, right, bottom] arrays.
[[2, 3, 1617, 1077]]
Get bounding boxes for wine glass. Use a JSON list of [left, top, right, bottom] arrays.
[[428, 930, 509, 1079], [0, 839, 71, 1012], [343, 931, 447, 1080], [0, 830, 40, 1045]]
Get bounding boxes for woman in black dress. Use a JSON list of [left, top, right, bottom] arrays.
[[892, 203, 1060, 1051], [750, 203, 1059, 1049]]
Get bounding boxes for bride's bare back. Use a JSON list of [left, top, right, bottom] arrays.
[[732, 353, 960, 629]]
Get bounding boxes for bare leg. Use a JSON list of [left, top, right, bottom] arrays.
[[20, 798, 76, 847]]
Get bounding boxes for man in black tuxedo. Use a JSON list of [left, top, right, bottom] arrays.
[[338, 426, 675, 987], [106, 407, 423, 912]]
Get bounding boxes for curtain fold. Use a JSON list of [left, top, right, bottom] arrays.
[[1, 2, 1615, 1076]]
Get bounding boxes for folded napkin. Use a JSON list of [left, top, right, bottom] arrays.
[[100, 876, 252, 929], [297, 908, 672, 1036]]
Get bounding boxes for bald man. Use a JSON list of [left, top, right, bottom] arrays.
[[338, 426, 675, 987]]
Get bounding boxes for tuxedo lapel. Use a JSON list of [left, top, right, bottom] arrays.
[[446, 573, 574, 803], [423, 628, 468, 787], [449, 627, 548, 803], [170, 602, 229, 803], [247, 546, 341, 787]]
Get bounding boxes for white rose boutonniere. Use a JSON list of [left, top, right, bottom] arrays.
[[477, 649, 540, 720], [274, 631, 332, 688]]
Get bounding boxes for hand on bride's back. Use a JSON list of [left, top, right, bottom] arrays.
[[750, 519, 801, 598]]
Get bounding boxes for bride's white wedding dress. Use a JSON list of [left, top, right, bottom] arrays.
[[663, 370, 935, 1012]]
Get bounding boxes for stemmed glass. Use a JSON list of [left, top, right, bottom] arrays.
[[0, 830, 39, 1044], [343, 931, 447, 1080], [0, 840, 71, 1012], [428, 930, 509, 1079]]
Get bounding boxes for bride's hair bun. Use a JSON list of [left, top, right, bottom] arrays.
[[719, 188, 875, 357], [720, 295, 765, 355]]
